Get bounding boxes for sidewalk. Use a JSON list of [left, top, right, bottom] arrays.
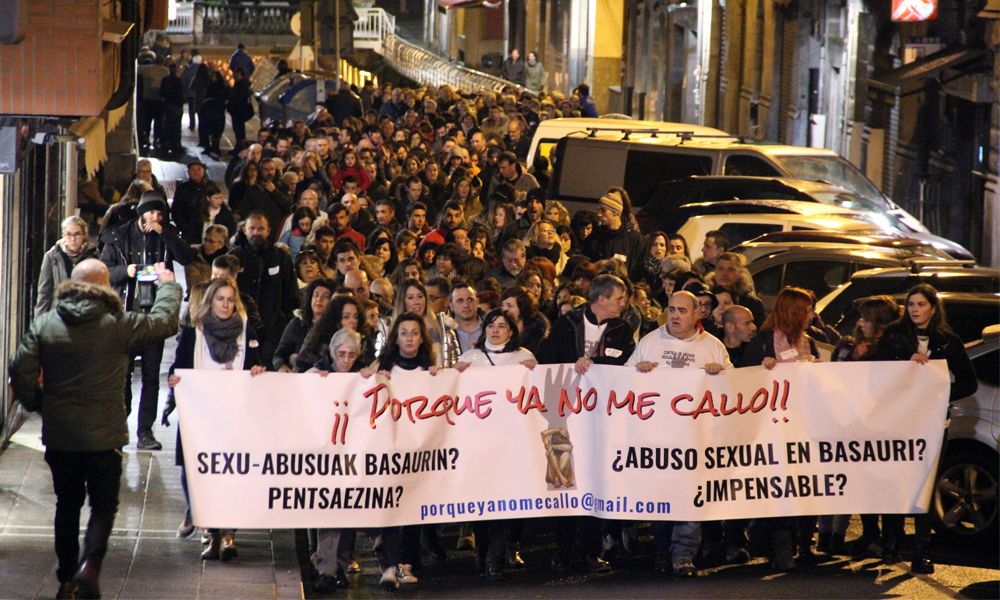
[[0, 404, 303, 599], [0, 113, 302, 600]]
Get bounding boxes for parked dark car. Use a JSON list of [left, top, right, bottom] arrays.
[[735, 230, 954, 263], [745, 245, 960, 311], [936, 324, 999, 544], [814, 264, 1000, 341], [635, 176, 973, 259]]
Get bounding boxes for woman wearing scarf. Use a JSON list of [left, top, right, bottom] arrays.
[[454, 309, 537, 578], [167, 277, 265, 562], [35, 216, 100, 316]]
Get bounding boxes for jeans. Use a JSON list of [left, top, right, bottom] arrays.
[[125, 339, 165, 436], [315, 529, 356, 575], [46, 449, 123, 583], [652, 521, 701, 561]]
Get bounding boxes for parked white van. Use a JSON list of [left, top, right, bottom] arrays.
[[530, 118, 932, 240]]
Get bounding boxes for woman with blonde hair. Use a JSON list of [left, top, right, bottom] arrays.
[[35, 216, 100, 316], [167, 277, 265, 562]]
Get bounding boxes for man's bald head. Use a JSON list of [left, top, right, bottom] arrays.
[[344, 269, 370, 300], [72, 259, 111, 287]]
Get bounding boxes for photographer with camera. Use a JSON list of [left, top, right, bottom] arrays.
[[101, 190, 193, 450]]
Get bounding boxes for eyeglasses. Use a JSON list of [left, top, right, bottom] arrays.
[[334, 351, 359, 360]]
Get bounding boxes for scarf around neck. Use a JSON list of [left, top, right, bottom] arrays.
[[201, 312, 243, 365]]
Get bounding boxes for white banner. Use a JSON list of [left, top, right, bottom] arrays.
[[175, 361, 950, 528]]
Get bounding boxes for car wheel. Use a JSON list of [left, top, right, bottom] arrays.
[[932, 448, 999, 542]]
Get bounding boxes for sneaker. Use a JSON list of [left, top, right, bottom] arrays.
[[396, 563, 419, 584], [379, 566, 399, 590], [672, 557, 697, 577], [137, 432, 162, 450]]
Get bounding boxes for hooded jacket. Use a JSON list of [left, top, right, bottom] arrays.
[[10, 280, 182, 451]]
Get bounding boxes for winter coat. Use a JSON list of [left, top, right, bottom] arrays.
[[582, 224, 648, 280], [171, 177, 216, 243], [739, 329, 818, 369], [525, 59, 546, 92], [100, 220, 193, 311], [34, 242, 100, 316], [875, 323, 978, 401], [501, 57, 526, 85], [10, 280, 182, 451], [538, 305, 635, 366], [229, 234, 298, 341]]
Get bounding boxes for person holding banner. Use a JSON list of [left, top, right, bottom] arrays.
[[627, 290, 731, 577], [294, 295, 375, 372], [538, 274, 632, 574], [828, 295, 900, 558], [167, 277, 266, 562], [874, 284, 978, 574], [360, 312, 441, 589], [741, 286, 820, 571], [309, 328, 365, 592], [454, 309, 537, 579]]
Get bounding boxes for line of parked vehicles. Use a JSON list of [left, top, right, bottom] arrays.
[[531, 118, 998, 546]]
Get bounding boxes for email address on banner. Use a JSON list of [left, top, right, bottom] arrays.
[[419, 492, 671, 521]]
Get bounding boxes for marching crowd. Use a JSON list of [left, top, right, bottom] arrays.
[[17, 71, 979, 597]]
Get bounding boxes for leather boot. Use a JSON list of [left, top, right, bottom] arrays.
[[220, 532, 238, 561], [201, 533, 221, 561]]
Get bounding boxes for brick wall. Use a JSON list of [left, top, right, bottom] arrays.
[[0, 0, 105, 116]]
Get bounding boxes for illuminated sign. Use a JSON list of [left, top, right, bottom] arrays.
[[892, 0, 938, 22]]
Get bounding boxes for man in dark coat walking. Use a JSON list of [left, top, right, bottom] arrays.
[[10, 259, 181, 600], [229, 211, 298, 367]]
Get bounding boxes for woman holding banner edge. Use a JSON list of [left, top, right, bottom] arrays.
[[168, 277, 266, 562], [874, 284, 977, 575], [307, 328, 365, 592], [454, 309, 537, 578]]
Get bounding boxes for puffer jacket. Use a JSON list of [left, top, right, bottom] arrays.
[[10, 280, 182, 451]]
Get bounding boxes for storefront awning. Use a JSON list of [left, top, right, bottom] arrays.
[[868, 46, 985, 96], [436, 0, 501, 9]]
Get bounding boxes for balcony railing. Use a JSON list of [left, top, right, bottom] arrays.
[[382, 34, 520, 94], [166, 2, 298, 44]]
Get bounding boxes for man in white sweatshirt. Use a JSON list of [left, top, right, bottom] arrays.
[[627, 290, 732, 373], [627, 290, 731, 576]]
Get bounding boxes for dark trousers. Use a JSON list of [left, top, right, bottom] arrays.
[[137, 100, 163, 148], [555, 516, 602, 561], [161, 104, 183, 153], [125, 339, 165, 435], [45, 449, 123, 583], [187, 98, 198, 130], [230, 114, 248, 145]]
